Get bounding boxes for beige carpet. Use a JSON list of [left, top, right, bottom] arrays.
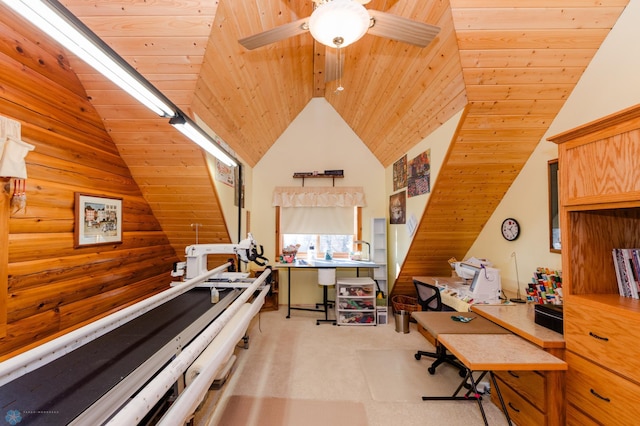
[[197, 308, 509, 426], [214, 395, 367, 426], [356, 349, 465, 402]]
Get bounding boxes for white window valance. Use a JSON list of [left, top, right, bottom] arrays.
[[272, 186, 367, 207]]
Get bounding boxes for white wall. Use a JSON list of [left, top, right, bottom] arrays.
[[251, 98, 386, 304]]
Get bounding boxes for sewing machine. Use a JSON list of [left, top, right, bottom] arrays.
[[454, 262, 502, 304], [176, 233, 269, 282]]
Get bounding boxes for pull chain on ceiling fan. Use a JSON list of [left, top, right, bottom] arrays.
[[334, 37, 344, 93]]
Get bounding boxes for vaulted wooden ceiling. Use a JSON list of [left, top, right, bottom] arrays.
[[7, 1, 629, 286]]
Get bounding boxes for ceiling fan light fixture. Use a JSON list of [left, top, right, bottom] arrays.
[[308, 0, 370, 48]]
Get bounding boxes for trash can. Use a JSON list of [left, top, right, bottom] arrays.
[[394, 310, 410, 333]]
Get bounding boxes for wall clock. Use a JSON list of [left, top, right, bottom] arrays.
[[501, 218, 520, 241]]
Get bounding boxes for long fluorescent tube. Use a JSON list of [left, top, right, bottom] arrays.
[[3, 0, 239, 167], [170, 114, 238, 167], [2, 0, 176, 118]]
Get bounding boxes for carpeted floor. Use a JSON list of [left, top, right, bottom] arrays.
[[214, 396, 368, 426], [195, 308, 509, 426], [356, 349, 465, 402]]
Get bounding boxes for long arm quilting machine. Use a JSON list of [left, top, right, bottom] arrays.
[[0, 235, 271, 425]]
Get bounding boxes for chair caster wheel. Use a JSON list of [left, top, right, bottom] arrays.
[[428, 366, 436, 375], [414, 353, 421, 360]]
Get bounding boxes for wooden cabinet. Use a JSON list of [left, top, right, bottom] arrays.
[[549, 104, 640, 425]]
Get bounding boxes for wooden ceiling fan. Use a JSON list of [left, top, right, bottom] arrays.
[[239, 0, 440, 85]]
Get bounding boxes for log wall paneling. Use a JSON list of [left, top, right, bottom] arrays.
[[0, 11, 179, 359]]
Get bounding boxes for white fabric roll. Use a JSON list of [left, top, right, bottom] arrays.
[[185, 303, 252, 386]]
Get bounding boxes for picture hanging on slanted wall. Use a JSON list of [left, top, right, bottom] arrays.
[[74, 193, 122, 247], [393, 155, 407, 191], [215, 158, 235, 187], [407, 149, 430, 197], [389, 191, 406, 224]]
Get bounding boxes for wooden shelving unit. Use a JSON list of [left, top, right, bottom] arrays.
[[549, 104, 640, 425]]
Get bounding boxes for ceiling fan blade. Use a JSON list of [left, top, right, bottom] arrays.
[[324, 48, 344, 83], [239, 17, 310, 50], [367, 10, 440, 48]]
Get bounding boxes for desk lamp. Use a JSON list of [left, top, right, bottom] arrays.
[[353, 240, 370, 261], [509, 251, 526, 303]]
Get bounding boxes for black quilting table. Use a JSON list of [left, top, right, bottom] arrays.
[[0, 288, 239, 425]]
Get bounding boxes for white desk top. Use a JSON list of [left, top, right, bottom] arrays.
[[274, 259, 378, 269], [437, 333, 567, 372]]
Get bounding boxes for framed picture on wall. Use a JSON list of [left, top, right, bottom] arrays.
[[389, 191, 406, 224], [393, 155, 407, 191], [74, 193, 123, 247]]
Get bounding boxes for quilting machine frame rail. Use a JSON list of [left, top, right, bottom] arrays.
[[0, 235, 272, 425]]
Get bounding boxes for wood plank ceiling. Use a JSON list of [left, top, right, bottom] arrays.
[[46, 1, 629, 286]]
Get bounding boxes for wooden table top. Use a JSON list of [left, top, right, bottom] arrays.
[[437, 334, 568, 372], [471, 304, 565, 349]]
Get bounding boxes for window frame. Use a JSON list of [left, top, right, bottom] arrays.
[[276, 206, 363, 259]]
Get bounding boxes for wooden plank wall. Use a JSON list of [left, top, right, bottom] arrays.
[[0, 13, 179, 359]]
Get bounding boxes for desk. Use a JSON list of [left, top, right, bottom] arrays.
[[274, 260, 377, 318], [473, 304, 565, 425], [415, 304, 566, 425], [412, 311, 510, 375], [427, 334, 567, 426]]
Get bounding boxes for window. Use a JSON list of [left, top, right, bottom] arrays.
[[548, 159, 560, 252], [272, 186, 366, 259], [280, 206, 358, 259], [283, 234, 355, 259]]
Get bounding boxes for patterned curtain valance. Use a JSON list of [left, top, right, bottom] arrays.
[[272, 186, 367, 207]]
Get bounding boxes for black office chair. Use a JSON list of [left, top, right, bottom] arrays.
[[413, 280, 466, 376]]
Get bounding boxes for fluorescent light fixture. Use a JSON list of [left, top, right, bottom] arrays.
[[3, 0, 239, 167], [2, 0, 176, 118], [170, 114, 238, 167]]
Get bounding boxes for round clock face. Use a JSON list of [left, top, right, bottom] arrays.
[[501, 218, 520, 241]]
